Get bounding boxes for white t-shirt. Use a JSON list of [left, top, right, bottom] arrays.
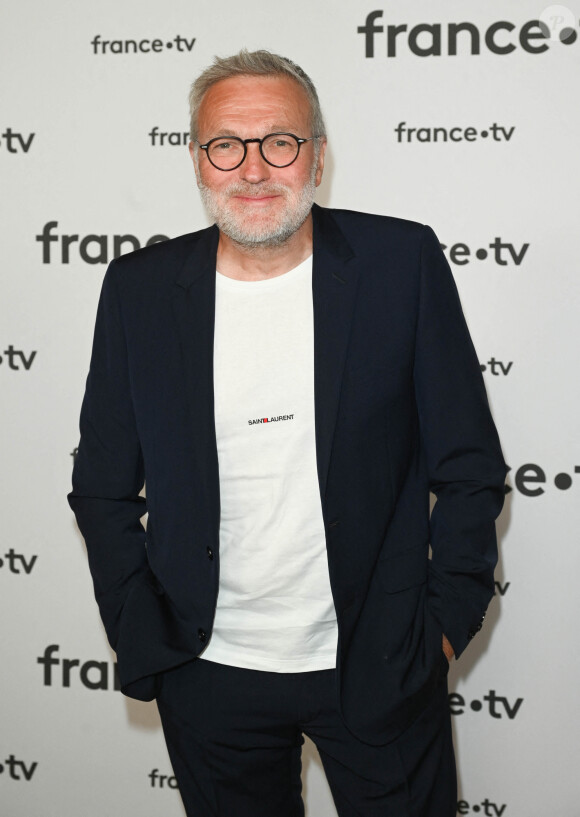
[[198, 255, 338, 672]]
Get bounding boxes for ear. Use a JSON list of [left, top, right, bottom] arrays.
[[189, 141, 201, 185], [314, 138, 327, 187]]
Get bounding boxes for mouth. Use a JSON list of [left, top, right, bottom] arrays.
[[232, 194, 281, 204]]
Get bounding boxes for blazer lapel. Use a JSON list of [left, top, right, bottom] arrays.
[[311, 204, 359, 507], [171, 225, 221, 524]]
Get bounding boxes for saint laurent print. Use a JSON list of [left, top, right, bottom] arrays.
[[248, 414, 295, 425]]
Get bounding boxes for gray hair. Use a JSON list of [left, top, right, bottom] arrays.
[[188, 48, 326, 143]]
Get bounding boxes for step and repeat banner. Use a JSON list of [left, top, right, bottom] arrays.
[[1, 1, 579, 815]]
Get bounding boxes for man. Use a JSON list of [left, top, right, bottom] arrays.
[[68, 49, 506, 817]]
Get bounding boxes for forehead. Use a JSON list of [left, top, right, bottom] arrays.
[[198, 74, 311, 137]]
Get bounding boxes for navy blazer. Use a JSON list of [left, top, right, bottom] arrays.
[[68, 204, 506, 745]]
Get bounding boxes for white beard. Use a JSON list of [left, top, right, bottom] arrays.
[[197, 162, 318, 249]]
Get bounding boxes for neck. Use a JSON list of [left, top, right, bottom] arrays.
[[216, 213, 313, 281]]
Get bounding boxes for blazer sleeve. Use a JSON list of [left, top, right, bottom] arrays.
[[68, 260, 149, 651], [413, 224, 508, 658]]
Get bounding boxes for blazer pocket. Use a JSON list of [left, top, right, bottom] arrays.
[[377, 544, 429, 593]]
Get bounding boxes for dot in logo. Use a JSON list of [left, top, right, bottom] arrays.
[[166, 42, 173, 48], [480, 364, 487, 372], [473, 807, 481, 814], [560, 27, 577, 43], [476, 249, 488, 260], [554, 472, 572, 490], [538, 5, 578, 43], [0, 763, 4, 773], [0, 558, 3, 567], [481, 130, 489, 138], [470, 699, 482, 712]]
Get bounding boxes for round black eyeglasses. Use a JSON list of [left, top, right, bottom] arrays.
[[196, 132, 319, 171]]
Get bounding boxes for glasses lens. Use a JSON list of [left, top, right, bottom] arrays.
[[208, 138, 245, 170], [261, 134, 300, 167]]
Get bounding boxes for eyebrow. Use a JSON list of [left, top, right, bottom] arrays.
[[207, 124, 297, 138]]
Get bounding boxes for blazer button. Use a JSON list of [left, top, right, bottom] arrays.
[[207, 547, 213, 560], [198, 628, 207, 643]]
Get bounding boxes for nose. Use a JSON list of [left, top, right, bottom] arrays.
[[239, 141, 271, 183]]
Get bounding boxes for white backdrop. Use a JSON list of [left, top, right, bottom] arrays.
[[1, 1, 579, 815]]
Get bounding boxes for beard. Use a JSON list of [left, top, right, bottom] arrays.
[[197, 162, 318, 249]]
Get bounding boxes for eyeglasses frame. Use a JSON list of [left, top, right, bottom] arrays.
[[196, 132, 320, 171]]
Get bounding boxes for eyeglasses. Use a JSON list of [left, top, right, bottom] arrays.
[[196, 132, 319, 171]]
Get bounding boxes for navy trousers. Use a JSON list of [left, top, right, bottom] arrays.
[[156, 657, 456, 817]]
